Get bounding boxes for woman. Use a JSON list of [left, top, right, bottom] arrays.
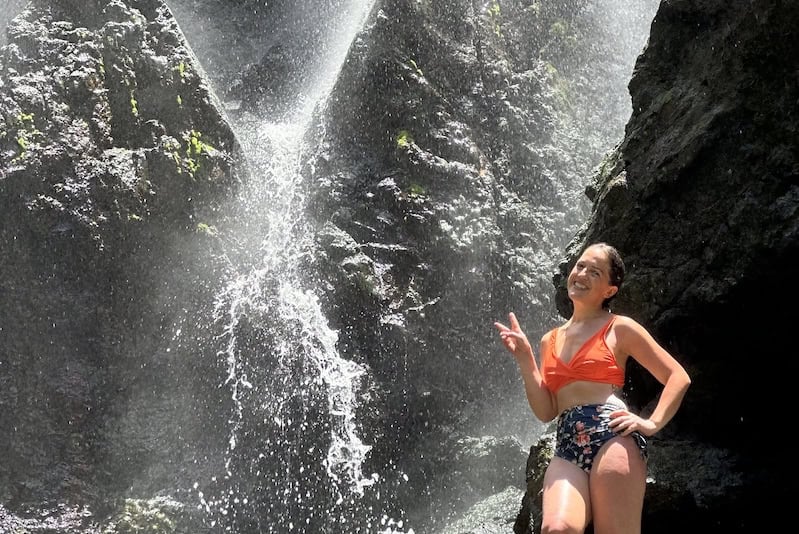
[[495, 242, 690, 534]]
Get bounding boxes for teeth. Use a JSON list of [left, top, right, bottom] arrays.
[[573, 282, 587, 289]]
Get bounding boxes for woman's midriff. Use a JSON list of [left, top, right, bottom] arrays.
[[556, 380, 626, 415]]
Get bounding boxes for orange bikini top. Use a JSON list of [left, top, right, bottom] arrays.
[[541, 315, 625, 394]]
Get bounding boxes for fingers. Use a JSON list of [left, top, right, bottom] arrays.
[[500, 331, 524, 341], [495, 325, 522, 351], [496, 313, 528, 355], [494, 321, 508, 332], [495, 313, 522, 331], [608, 410, 630, 432], [608, 411, 655, 437]]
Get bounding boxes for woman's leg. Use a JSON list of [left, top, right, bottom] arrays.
[[541, 456, 591, 534], [589, 436, 647, 534]]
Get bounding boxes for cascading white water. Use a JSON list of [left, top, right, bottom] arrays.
[[188, 0, 406, 531]]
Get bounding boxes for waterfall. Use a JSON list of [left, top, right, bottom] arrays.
[[187, 0, 406, 531]]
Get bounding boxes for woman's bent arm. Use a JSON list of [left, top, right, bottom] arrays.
[[495, 312, 558, 422], [615, 315, 691, 435]]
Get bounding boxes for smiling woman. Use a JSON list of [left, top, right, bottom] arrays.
[[494, 242, 691, 534]]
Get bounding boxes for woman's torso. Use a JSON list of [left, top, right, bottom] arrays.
[[543, 313, 631, 414]]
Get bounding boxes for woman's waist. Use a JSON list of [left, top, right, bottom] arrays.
[[556, 382, 627, 414]]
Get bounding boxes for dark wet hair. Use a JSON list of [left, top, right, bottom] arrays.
[[587, 242, 625, 309]]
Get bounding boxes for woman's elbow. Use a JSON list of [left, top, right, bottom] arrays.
[[539, 413, 558, 423], [532, 406, 558, 423], [676, 367, 692, 391]]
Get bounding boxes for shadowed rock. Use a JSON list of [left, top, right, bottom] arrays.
[[0, 0, 245, 529]]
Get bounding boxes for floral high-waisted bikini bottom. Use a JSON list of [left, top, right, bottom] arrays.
[[554, 403, 648, 473]]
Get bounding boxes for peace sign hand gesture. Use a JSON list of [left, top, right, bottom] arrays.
[[494, 312, 535, 363]]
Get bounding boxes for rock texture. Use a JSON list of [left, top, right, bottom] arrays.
[[0, 0, 244, 529], [308, 0, 798, 532], [0, 0, 29, 47], [509, 0, 798, 532], [305, 0, 658, 529]]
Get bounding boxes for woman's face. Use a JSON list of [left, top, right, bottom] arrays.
[[567, 246, 618, 306]]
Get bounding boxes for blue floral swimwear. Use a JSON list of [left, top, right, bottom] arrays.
[[554, 403, 648, 473]]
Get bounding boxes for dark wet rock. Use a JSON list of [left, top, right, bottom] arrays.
[[539, 0, 799, 531], [306, 0, 657, 530], [449, 435, 529, 502], [438, 486, 524, 534], [0, 0, 29, 47], [0, 0, 245, 525], [225, 43, 299, 115], [102, 497, 211, 534]]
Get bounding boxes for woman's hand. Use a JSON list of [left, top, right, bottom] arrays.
[[494, 312, 535, 363], [608, 409, 658, 437], [495, 312, 557, 422]]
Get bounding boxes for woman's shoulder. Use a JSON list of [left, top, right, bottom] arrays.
[[610, 314, 651, 339], [540, 328, 554, 344], [539, 324, 561, 345]]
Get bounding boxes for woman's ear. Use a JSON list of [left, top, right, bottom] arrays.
[[605, 286, 619, 299]]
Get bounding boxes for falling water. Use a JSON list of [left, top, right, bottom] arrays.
[[188, 0, 393, 531]]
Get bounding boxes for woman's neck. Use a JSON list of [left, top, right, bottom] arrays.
[[569, 304, 610, 324]]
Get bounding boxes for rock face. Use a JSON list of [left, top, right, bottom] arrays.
[[0, 0, 28, 47], [512, 0, 797, 532], [0, 0, 244, 527], [305, 0, 657, 529], [308, 0, 798, 531]]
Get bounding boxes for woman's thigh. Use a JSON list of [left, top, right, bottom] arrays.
[[589, 436, 647, 534], [541, 456, 592, 533]]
